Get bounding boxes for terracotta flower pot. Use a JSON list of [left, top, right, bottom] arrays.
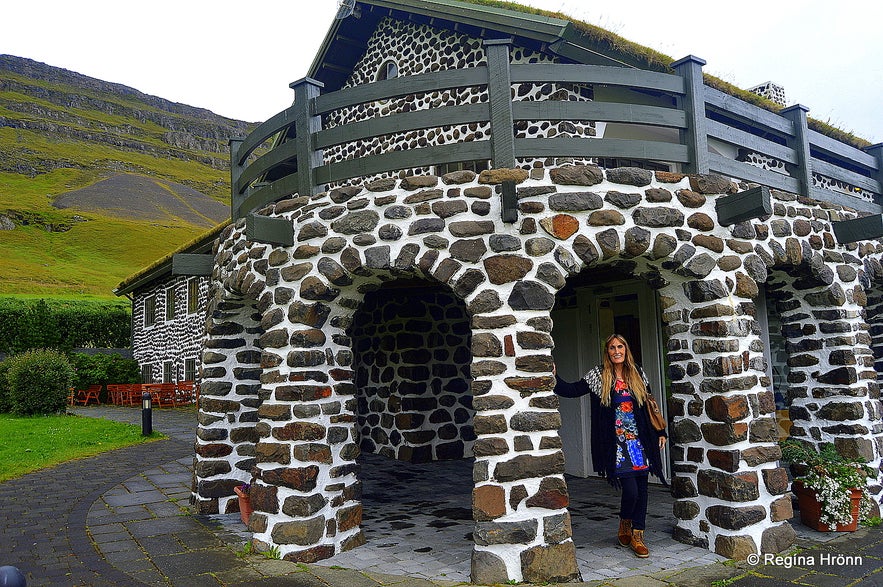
[[792, 479, 861, 532], [234, 485, 253, 526]]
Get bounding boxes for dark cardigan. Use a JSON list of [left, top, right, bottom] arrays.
[[555, 368, 668, 488]]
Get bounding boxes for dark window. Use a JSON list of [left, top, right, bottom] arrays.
[[187, 279, 199, 314], [163, 361, 173, 383], [141, 364, 153, 383], [144, 296, 156, 327], [377, 59, 398, 82], [184, 358, 197, 382], [165, 288, 176, 321]]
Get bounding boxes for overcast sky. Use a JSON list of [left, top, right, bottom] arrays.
[[2, 1, 880, 144]]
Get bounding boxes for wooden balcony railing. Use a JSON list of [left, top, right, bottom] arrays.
[[230, 41, 883, 221]]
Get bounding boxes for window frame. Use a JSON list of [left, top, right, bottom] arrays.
[[187, 278, 199, 314], [165, 287, 176, 321], [144, 296, 156, 327], [163, 361, 173, 383], [184, 357, 197, 382]]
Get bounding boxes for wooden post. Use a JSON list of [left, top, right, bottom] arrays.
[[229, 137, 244, 220], [671, 55, 709, 174], [781, 104, 813, 198], [484, 39, 516, 170], [864, 143, 883, 206], [290, 77, 326, 199]]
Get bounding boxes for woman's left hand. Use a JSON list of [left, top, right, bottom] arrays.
[[659, 436, 667, 449]]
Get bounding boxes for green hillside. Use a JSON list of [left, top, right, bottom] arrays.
[[0, 55, 256, 298]]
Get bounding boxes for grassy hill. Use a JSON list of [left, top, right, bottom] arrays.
[[0, 55, 257, 298]]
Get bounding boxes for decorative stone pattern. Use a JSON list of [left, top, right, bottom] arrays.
[[132, 275, 209, 383], [192, 161, 883, 583], [322, 17, 595, 179]]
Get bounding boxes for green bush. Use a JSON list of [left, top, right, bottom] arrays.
[[70, 352, 140, 403], [5, 349, 76, 415], [0, 360, 11, 414]]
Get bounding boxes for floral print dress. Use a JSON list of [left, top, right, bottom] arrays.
[[612, 379, 649, 477]]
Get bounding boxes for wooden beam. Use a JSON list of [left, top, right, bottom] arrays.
[[246, 214, 294, 246], [172, 254, 214, 276], [715, 186, 772, 226], [832, 214, 883, 244], [501, 180, 518, 223]]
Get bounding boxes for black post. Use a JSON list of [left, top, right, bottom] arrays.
[[141, 391, 152, 436]]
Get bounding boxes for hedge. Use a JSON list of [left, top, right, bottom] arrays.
[[0, 298, 131, 354]]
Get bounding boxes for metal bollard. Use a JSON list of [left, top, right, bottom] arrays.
[[141, 392, 152, 436], [0, 565, 27, 586]]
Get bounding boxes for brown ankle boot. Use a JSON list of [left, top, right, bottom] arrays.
[[617, 518, 632, 546], [630, 529, 649, 558]]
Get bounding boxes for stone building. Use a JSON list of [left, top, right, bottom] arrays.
[[128, 0, 883, 583], [114, 226, 223, 384]]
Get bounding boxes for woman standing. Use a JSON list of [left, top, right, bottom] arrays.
[[554, 333, 667, 558]]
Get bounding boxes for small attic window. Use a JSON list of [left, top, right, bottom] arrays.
[[377, 59, 399, 82]]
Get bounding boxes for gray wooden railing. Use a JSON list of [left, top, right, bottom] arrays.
[[230, 41, 883, 220]]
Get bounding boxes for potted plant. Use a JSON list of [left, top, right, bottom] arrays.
[[234, 483, 253, 526], [780, 439, 874, 532]]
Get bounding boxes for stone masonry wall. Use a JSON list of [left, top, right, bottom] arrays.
[[132, 275, 209, 384], [193, 163, 883, 583], [352, 287, 475, 462]]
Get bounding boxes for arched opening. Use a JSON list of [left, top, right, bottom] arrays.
[[323, 277, 476, 580], [549, 264, 711, 578]]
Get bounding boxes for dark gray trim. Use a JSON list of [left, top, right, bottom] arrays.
[[485, 39, 516, 169], [291, 78, 325, 198], [706, 120, 796, 164], [715, 186, 771, 226], [513, 101, 686, 128], [172, 254, 215, 276], [510, 63, 684, 94], [315, 103, 490, 150], [708, 153, 800, 194], [314, 68, 488, 114], [781, 105, 813, 197], [501, 181, 518, 223], [671, 55, 708, 174], [832, 214, 883, 243], [514, 137, 689, 162], [246, 214, 295, 246], [319, 142, 494, 184]]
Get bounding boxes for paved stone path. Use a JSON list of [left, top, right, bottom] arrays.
[[2, 405, 883, 586]]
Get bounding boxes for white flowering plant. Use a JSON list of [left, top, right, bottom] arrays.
[[781, 440, 875, 527]]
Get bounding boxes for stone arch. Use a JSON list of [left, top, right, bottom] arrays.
[[741, 198, 883, 505], [351, 279, 475, 462], [192, 268, 267, 516]]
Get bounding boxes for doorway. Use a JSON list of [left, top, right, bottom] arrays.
[[551, 278, 670, 480]]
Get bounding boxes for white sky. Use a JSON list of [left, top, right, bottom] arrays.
[[2, 1, 880, 144]]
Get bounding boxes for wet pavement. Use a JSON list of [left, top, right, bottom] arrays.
[[2, 404, 882, 586]]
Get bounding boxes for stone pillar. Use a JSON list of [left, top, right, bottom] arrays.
[[249, 281, 364, 562], [193, 295, 263, 515], [468, 283, 579, 584], [667, 277, 794, 558], [786, 280, 883, 498]]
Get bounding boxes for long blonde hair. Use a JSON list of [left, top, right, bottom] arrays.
[[600, 333, 647, 407]]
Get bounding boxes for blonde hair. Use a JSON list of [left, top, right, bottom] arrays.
[[600, 333, 647, 407]]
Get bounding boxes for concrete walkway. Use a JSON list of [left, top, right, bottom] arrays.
[[2, 405, 882, 586]]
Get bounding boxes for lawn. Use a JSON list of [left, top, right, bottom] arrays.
[[0, 412, 164, 481]]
